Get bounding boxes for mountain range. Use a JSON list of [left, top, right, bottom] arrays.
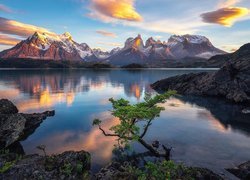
[[0, 32, 226, 65]]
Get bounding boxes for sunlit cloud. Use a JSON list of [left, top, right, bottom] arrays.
[[201, 7, 249, 27], [89, 0, 142, 22], [217, 0, 242, 8], [0, 4, 14, 13], [0, 34, 21, 46], [0, 17, 56, 38], [96, 30, 117, 38]]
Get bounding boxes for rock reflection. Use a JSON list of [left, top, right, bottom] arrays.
[[177, 96, 250, 136]]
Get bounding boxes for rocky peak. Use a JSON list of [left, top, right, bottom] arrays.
[[60, 32, 73, 41]]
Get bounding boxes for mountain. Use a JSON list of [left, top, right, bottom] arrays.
[[0, 32, 226, 65], [0, 32, 98, 61], [105, 34, 225, 65]]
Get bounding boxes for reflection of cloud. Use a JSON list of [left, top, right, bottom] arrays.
[[201, 7, 249, 27], [96, 30, 117, 38], [89, 0, 142, 22], [36, 112, 119, 163], [197, 110, 230, 133]]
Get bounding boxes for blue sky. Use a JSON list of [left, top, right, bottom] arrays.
[[0, 0, 250, 51]]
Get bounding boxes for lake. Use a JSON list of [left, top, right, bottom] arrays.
[[0, 69, 250, 176]]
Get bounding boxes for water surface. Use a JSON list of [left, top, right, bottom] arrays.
[[0, 69, 249, 176]]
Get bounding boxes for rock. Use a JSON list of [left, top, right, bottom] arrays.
[[0, 150, 91, 180], [227, 161, 250, 180], [0, 114, 26, 148], [151, 43, 250, 104], [94, 161, 223, 180], [0, 99, 18, 114], [0, 99, 55, 149], [242, 108, 250, 114]]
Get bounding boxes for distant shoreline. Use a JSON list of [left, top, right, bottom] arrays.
[[0, 67, 219, 70]]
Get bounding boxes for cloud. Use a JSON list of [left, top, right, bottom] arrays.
[[89, 0, 142, 22], [97, 41, 122, 47], [96, 30, 117, 37], [0, 34, 21, 46], [217, 0, 241, 8], [0, 17, 55, 38], [201, 7, 249, 27], [0, 4, 14, 13]]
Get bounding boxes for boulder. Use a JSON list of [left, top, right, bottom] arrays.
[[0, 99, 18, 114], [0, 99, 55, 149], [227, 161, 250, 180], [0, 150, 91, 180]]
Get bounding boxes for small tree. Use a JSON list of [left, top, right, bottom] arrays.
[[93, 90, 176, 160]]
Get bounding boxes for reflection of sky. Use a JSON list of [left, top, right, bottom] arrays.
[[0, 69, 250, 174]]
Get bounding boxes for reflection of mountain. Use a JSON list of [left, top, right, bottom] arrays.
[[0, 70, 200, 112], [177, 96, 250, 136]]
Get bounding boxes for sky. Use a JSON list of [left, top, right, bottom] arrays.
[[0, 0, 249, 52]]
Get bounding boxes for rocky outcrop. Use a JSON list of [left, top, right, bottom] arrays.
[[227, 161, 250, 180], [152, 43, 250, 104], [95, 161, 223, 180], [0, 150, 91, 180], [0, 99, 55, 149]]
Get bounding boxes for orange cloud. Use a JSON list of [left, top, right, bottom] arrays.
[[89, 0, 142, 22], [0, 34, 21, 45], [201, 7, 249, 27], [96, 30, 117, 37], [0, 17, 55, 38]]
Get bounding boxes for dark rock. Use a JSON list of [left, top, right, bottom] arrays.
[[152, 43, 250, 104], [227, 161, 250, 180], [0, 99, 55, 149], [0, 99, 18, 114], [0, 150, 91, 180], [94, 161, 223, 180]]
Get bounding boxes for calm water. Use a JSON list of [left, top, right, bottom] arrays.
[[0, 69, 250, 176]]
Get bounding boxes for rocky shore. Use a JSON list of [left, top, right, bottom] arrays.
[[0, 99, 55, 149], [152, 43, 250, 104]]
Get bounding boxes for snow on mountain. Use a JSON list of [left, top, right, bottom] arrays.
[[0, 32, 226, 64], [0, 32, 97, 61]]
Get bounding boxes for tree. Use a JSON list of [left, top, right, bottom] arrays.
[[93, 90, 177, 160]]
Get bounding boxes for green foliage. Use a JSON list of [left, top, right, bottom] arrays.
[[76, 162, 83, 174], [126, 160, 194, 180], [93, 91, 176, 146], [92, 119, 102, 126], [60, 163, 73, 176], [0, 161, 15, 173]]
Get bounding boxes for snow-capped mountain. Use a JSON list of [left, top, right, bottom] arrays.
[[106, 34, 226, 65], [0, 32, 98, 61], [0, 32, 226, 64]]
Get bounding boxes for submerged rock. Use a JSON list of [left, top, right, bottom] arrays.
[[151, 43, 250, 104], [0, 99, 55, 149], [227, 161, 250, 180], [0, 150, 91, 180]]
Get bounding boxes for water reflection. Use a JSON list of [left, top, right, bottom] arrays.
[[0, 69, 249, 173]]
